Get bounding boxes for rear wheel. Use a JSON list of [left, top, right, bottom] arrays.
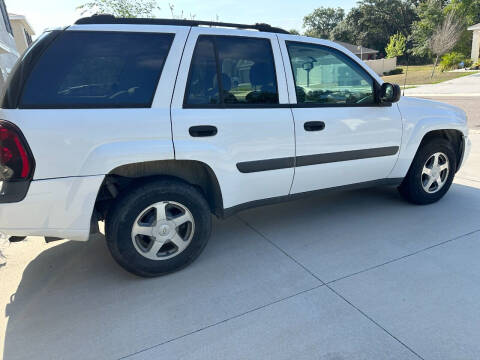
[[398, 138, 457, 205], [105, 178, 212, 277]]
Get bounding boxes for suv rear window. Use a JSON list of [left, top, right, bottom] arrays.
[[20, 31, 174, 109]]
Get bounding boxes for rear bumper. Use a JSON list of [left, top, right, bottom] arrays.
[[0, 175, 104, 241]]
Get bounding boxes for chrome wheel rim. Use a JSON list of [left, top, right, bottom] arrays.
[[421, 152, 450, 194], [131, 201, 195, 261]]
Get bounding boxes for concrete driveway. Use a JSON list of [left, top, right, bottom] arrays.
[[404, 72, 480, 129], [1, 135, 480, 359]]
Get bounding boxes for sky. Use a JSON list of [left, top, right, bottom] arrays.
[[7, 0, 358, 36]]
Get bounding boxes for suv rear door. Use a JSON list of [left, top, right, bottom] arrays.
[[171, 28, 295, 210], [278, 35, 403, 194], [2, 25, 188, 179]]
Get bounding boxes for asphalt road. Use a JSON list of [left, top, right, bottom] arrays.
[[422, 96, 480, 130]]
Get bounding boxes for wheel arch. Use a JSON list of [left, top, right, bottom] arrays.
[[93, 160, 224, 222], [417, 129, 464, 172], [390, 125, 466, 179]]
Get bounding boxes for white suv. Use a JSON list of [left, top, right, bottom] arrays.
[[0, 15, 471, 276]]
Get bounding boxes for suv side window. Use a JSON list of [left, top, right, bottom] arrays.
[[185, 35, 279, 107], [20, 31, 174, 109], [185, 36, 219, 105], [286, 41, 375, 106]]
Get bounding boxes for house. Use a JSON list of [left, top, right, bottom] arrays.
[[468, 23, 480, 63], [9, 13, 35, 55], [333, 41, 379, 60], [0, 0, 18, 89]]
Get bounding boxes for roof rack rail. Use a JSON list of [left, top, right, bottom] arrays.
[[74, 14, 290, 34]]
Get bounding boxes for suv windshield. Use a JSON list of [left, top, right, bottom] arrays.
[[20, 31, 174, 109]]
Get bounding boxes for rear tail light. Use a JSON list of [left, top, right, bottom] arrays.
[[0, 120, 35, 203]]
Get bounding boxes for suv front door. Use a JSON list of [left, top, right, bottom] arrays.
[[171, 28, 295, 210], [278, 36, 403, 194]]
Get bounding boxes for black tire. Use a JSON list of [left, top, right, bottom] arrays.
[[105, 178, 212, 277], [398, 138, 457, 205]]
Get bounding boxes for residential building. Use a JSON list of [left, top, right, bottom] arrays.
[[468, 23, 480, 63], [9, 13, 35, 55], [0, 0, 18, 89], [333, 41, 379, 60]]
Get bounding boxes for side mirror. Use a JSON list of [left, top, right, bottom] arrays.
[[380, 83, 401, 103]]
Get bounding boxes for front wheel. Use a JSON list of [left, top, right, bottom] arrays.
[[105, 178, 212, 277], [398, 138, 457, 205]]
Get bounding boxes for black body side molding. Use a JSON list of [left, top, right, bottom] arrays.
[[236, 146, 399, 174]]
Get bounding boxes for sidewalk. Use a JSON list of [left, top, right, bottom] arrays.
[[404, 72, 480, 97]]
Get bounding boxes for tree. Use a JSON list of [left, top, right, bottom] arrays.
[[331, 0, 418, 52], [410, 0, 448, 57], [448, 0, 480, 57], [385, 32, 407, 58], [303, 7, 345, 39], [78, 0, 160, 18], [289, 29, 301, 35], [429, 10, 465, 77]]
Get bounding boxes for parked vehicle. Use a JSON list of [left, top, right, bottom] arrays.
[[0, 15, 471, 276]]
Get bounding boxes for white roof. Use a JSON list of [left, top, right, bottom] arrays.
[[468, 23, 480, 31], [8, 13, 35, 35]]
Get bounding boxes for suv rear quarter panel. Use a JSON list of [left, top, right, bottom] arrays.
[[0, 25, 189, 241], [5, 25, 190, 179]]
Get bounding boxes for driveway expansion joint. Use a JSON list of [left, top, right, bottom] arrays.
[[327, 228, 480, 285], [118, 283, 325, 360], [237, 217, 480, 360], [238, 215, 326, 285], [326, 285, 426, 360]]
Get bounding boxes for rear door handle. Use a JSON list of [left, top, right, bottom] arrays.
[[304, 121, 325, 132], [189, 125, 218, 137]]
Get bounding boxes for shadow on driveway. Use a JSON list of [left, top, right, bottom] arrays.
[[3, 183, 480, 360]]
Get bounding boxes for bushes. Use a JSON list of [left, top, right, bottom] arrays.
[[383, 68, 404, 76], [471, 61, 480, 70], [439, 52, 467, 71], [464, 59, 473, 68]]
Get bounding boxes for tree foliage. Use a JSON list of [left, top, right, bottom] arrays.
[[78, 0, 161, 18], [429, 9, 465, 76], [303, 7, 345, 39], [448, 0, 480, 56], [331, 0, 418, 52], [410, 0, 448, 56], [410, 0, 475, 59], [386, 32, 407, 58]]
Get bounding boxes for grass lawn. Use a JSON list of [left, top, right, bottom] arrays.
[[382, 65, 478, 86]]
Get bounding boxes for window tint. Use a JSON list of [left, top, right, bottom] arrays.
[[286, 42, 375, 106], [20, 31, 174, 108], [185, 36, 279, 106], [185, 37, 219, 105]]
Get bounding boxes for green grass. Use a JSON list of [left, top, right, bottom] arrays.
[[382, 65, 478, 86]]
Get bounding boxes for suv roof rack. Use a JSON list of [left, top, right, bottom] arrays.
[[75, 14, 290, 34]]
